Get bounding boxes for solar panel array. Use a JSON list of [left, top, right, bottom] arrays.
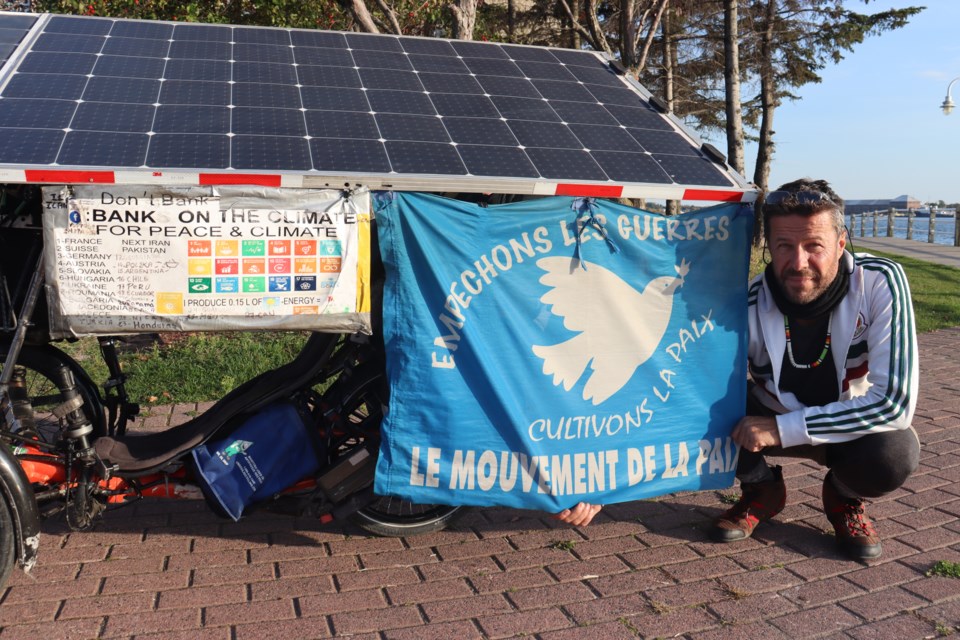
[[0, 12, 33, 66], [0, 12, 750, 197]]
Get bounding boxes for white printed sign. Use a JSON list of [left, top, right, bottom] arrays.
[[42, 186, 372, 337]]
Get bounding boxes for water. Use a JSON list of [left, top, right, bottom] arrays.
[[847, 213, 958, 247]]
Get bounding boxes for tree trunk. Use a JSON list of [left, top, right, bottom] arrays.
[[620, 0, 636, 68], [663, 7, 681, 216], [570, 0, 582, 48], [585, 0, 613, 55], [635, 0, 668, 74], [723, 0, 745, 175], [752, 0, 777, 245], [662, 7, 675, 110], [558, 0, 612, 55], [450, 0, 479, 40], [374, 0, 402, 34], [341, 0, 381, 33]]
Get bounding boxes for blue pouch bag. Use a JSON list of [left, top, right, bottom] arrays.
[[191, 401, 322, 521]]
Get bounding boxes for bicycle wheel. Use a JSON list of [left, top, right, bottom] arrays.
[[0, 344, 105, 441], [0, 492, 15, 589], [322, 359, 467, 537], [351, 498, 467, 537]]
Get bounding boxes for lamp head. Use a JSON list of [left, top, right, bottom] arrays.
[[943, 95, 955, 116]]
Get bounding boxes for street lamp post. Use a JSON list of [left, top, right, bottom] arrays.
[[942, 77, 960, 115]]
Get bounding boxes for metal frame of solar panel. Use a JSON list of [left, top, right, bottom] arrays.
[[0, 12, 755, 201]]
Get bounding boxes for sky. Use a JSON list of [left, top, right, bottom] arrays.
[[704, 0, 960, 205]]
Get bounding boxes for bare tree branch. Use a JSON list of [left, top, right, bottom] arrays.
[[635, 0, 669, 73], [585, 0, 613, 56], [557, 0, 601, 51], [374, 0, 403, 35], [339, 0, 381, 33], [630, 3, 653, 64]]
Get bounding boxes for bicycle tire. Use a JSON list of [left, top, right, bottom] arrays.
[[0, 491, 15, 589], [351, 499, 467, 537], [322, 360, 466, 537], [0, 343, 105, 440]]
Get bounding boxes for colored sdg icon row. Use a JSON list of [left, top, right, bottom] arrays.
[[187, 257, 342, 276], [189, 275, 338, 294], [187, 239, 342, 257]]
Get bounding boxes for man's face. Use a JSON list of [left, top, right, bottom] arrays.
[[768, 209, 846, 305]]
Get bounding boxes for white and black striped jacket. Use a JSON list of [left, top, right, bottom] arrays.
[[747, 251, 918, 447]]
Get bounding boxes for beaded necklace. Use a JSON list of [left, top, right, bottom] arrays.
[[783, 313, 832, 369]]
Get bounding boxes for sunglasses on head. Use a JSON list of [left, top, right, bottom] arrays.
[[762, 189, 837, 209]]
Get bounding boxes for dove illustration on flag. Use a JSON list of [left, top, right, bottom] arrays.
[[533, 258, 691, 405]]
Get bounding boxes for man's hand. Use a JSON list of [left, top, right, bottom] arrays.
[[731, 416, 781, 453], [555, 502, 602, 526]]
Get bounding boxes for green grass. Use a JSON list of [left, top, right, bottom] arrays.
[[927, 560, 960, 579], [549, 539, 577, 551], [60, 332, 308, 405], [865, 249, 960, 334]]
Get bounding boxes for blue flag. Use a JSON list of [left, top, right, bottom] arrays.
[[374, 192, 753, 511]]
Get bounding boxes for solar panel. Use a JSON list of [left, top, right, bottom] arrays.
[[0, 12, 754, 202], [0, 12, 33, 66]]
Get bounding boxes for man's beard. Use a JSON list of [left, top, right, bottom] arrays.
[[780, 268, 830, 305]]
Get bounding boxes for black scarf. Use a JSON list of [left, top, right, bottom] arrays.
[[764, 254, 850, 320]]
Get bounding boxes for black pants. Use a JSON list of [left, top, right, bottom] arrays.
[[738, 391, 920, 498]]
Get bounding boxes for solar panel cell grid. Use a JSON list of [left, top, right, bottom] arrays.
[[443, 117, 518, 146], [3, 73, 86, 100], [93, 55, 165, 79], [33, 32, 103, 53], [169, 40, 232, 60], [387, 140, 465, 174], [397, 37, 456, 56], [43, 15, 110, 35], [233, 62, 298, 85], [0, 14, 36, 29], [549, 101, 619, 126], [0, 11, 745, 197], [233, 135, 311, 170], [162, 58, 230, 81], [297, 65, 362, 89], [429, 94, 498, 118], [233, 107, 305, 137], [458, 144, 539, 177], [147, 133, 229, 168], [417, 72, 483, 95], [299, 87, 369, 112], [0, 98, 73, 128], [173, 23, 232, 41], [102, 35, 169, 58], [357, 68, 422, 92], [59, 130, 148, 166], [310, 138, 390, 172], [153, 105, 229, 134], [0, 127, 62, 163], [73, 102, 155, 132], [292, 46, 353, 67], [376, 113, 449, 143]]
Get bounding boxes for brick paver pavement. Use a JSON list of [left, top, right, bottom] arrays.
[[2, 328, 960, 638]]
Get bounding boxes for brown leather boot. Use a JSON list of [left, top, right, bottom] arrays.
[[710, 465, 786, 542], [822, 473, 882, 560]]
